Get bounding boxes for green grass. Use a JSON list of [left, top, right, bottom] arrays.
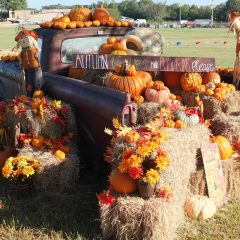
[[157, 28, 236, 67]]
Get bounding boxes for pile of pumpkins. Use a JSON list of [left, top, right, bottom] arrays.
[[217, 67, 234, 76], [40, 5, 134, 30], [162, 71, 236, 101], [0, 51, 19, 62]]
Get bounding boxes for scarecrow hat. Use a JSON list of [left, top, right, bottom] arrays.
[[15, 28, 38, 42]]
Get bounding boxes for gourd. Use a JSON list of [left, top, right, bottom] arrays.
[[68, 7, 92, 22], [92, 20, 100, 27], [175, 110, 199, 126], [164, 120, 175, 128], [202, 72, 221, 84], [180, 72, 202, 92], [111, 50, 127, 55], [175, 120, 187, 128], [106, 62, 146, 97], [120, 35, 144, 53], [83, 21, 93, 27], [92, 5, 110, 25], [194, 84, 206, 93], [76, 21, 84, 28], [211, 135, 232, 160], [184, 195, 216, 220], [109, 169, 137, 194], [66, 21, 77, 29], [133, 95, 144, 104], [163, 71, 182, 88], [145, 86, 170, 104]]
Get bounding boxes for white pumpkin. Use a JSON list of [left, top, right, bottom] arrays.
[[174, 110, 199, 126], [184, 195, 217, 220], [205, 82, 216, 90]]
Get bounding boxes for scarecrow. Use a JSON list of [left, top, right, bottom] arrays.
[[13, 28, 42, 97], [228, 10, 240, 88]]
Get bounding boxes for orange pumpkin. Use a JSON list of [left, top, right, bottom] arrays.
[[121, 21, 129, 27], [66, 21, 76, 29], [54, 150, 66, 161], [92, 20, 100, 26], [216, 82, 228, 88], [31, 135, 45, 149], [113, 42, 125, 50], [202, 72, 221, 85], [205, 88, 214, 96], [128, 21, 135, 27], [59, 15, 71, 23], [92, 5, 110, 24], [163, 71, 182, 88], [57, 22, 67, 30], [180, 72, 202, 92], [153, 81, 164, 91], [211, 135, 232, 160], [68, 67, 85, 80], [84, 21, 93, 27], [214, 91, 226, 101], [68, 7, 92, 22], [109, 169, 137, 194], [76, 21, 84, 28], [114, 21, 122, 27], [107, 21, 115, 27], [126, 65, 137, 76], [175, 120, 187, 129], [164, 120, 175, 128], [106, 63, 146, 97], [133, 95, 144, 104], [98, 43, 114, 54], [137, 71, 153, 88], [107, 37, 117, 44]]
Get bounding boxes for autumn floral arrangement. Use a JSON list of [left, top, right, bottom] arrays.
[[2, 155, 41, 182]]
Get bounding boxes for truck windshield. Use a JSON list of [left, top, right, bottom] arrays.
[[61, 36, 108, 63]]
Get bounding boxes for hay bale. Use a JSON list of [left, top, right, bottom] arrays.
[[100, 124, 210, 240], [18, 144, 79, 192], [189, 157, 240, 200], [211, 112, 240, 144]]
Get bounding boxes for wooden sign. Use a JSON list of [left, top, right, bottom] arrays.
[[201, 143, 226, 206], [72, 54, 215, 72]]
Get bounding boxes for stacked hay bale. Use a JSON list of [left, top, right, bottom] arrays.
[[2, 95, 80, 192], [100, 125, 210, 240]]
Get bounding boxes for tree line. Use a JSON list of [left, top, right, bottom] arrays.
[[1, 0, 240, 22]]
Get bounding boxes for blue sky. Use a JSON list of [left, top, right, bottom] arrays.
[[27, 0, 227, 10]]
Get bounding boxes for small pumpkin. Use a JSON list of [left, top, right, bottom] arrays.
[[214, 91, 226, 101], [92, 20, 100, 27], [59, 15, 71, 23], [107, 37, 117, 44], [153, 81, 164, 91], [124, 130, 140, 143], [98, 43, 114, 54], [164, 120, 175, 128], [227, 84, 236, 91], [114, 21, 122, 27], [83, 21, 93, 27], [194, 84, 206, 93], [121, 21, 129, 27], [67, 21, 77, 29], [31, 135, 45, 149], [68, 7, 92, 22], [145, 86, 170, 104], [202, 72, 221, 84], [109, 169, 137, 194], [126, 65, 137, 76], [128, 21, 135, 27], [113, 42, 125, 50], [174, 110, 199, 126], [205, 82, 216, 90], [216, 82, 228, 88], [58, 22, 67, 30], [54, 150, 66, 161], [76, 21, 84, 28], [175, 120, 187, 129], [107, 20, 115, 27], [92, 5, 110, 24], [180, 72, 202, 92], [211, 135, 232, 160], [133, 95, 144, 104], [205, 88, 214, 96], [184, 195, 216, 220]]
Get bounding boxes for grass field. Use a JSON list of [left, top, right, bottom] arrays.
[[0, 25, 240, 239]]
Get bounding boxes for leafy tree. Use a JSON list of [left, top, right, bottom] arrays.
[[181, 4, 190, 20], [226, 0, 240, 11], [214, 3, 227, 21], [189, 5, 199, 20], [0, 0, 27, 10], [166, 4, 179, 21]]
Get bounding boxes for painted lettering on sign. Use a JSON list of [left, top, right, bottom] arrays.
[[73, 54, 215, 72]]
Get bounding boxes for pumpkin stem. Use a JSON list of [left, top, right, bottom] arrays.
[[120, 60, 129, 76]]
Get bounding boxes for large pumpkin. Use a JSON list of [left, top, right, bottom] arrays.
[[211, 135, 232, 160], [68, 67, 85, 80], [180, 72, 202, 92], [106, 63, 146, 97], [92, 5, 110, 24], [68, 7, 92, 22], [109, 169, 137, 194], [145, 86, 170, 104], [202, 72, 221, 85], [138, 71, 153, 88], [98, 43, 114, 54], [163, 71, 182, 88]]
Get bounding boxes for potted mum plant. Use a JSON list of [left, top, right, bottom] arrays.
[[2, 155, 41, 198]]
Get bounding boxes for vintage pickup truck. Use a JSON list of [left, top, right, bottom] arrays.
[[0, 26, 135, 171]]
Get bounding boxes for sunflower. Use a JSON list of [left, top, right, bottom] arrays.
[[22, 166, 35, 177]]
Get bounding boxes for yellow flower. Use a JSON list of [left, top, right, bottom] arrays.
[[155, 156, 169, 171], [128, 154, 143, 167], [22, 166, 35, 177], [2, 165, 13, 178], [14, 169, 23, 176], [145, 169, 160, 187], [17, 160, 28, 168], [112, 117, 122, 130], [118, 159, 130, 173]]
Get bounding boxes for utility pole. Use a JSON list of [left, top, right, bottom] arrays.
[[211, 0, 214, 27], [179, 3, 182, 25]]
